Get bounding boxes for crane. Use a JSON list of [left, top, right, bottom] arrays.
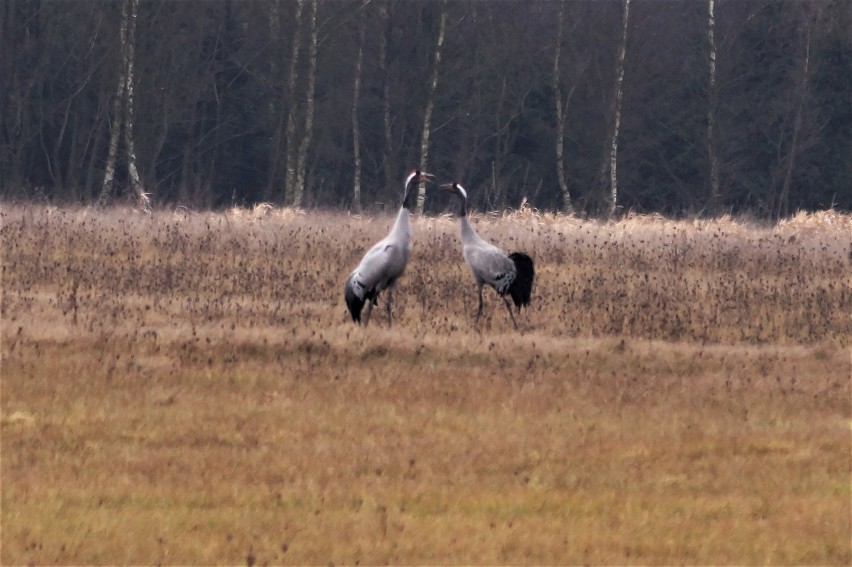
[[344, 169, 434, 326], [442, 182, 535, 329]]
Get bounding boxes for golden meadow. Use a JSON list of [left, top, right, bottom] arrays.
[[2, 204, 850, 564]]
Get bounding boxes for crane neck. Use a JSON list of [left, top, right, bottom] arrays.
[[391, 206, 411, 240], [460, 214, 479, 245], [456, 192, 468, 218], [402, 176, 419, 211]]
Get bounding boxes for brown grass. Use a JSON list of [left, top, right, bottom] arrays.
[[1, 204, 850, 565]]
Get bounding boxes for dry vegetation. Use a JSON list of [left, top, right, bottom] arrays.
[[1, 204, 850, 565]]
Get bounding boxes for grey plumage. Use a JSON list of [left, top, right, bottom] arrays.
[[443, 182, 535, 329], [344, 170, 432, 326]]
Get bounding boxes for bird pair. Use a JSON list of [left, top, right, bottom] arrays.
[[344, 169, 535, 329]]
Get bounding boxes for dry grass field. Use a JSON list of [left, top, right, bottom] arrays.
[[1, 204, 850, 565]]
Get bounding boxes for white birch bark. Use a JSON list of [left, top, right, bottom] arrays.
[[552, 0, 575, 214], [121, 0, 148, 210], [292, 0, 317, 207], [607, 0, 630, 218], [96, 0, 147, 210], [351, 4, 366, 211], [415, 0, 447, 214], [284, 0, 305, 204], [97, 0, 130, 208], [706, 0, 720, 213]]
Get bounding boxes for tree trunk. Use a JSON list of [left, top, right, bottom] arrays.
[[552, 0, 575, 215], [706, 0, 721, 214], [264, 0, 283, 201], [121, 0, 148, 210], [605, 0, 630, 218], [350, 3, 366, 211], [379, 1, 395, 204], [96, 0, 148, 210], [96, 0, 130, 209], [284, 0, 305, 205], [415, 0, 447, 214], [292, 0, 317, 207]]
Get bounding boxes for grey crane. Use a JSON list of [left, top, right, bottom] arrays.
[[344, 169, 434, 326], [442, 182, 535, 329]]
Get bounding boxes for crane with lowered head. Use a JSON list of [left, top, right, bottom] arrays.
[[441, 182, 535, 329], [344, 169, 434, 326]]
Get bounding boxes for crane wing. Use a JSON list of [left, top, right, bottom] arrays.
[[349, 238, 410, 297], [463, 243, 516, 292]]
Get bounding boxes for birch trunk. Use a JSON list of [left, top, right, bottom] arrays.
[[552, 0, 575, 214], [265, 0, 283, 200], [379, 1, 395, 202], [606, 0, 630, 218], [292, 0, 317, 207], [350, 4, 366, 211], [96, 0, 130, 208], [415, 0, 447, 214], [96, 0, 147, 210], [284, 0, 305, 204], [777, 11, 813, 220], [121, 0, 148, 210], [706, 0, 720, 213]]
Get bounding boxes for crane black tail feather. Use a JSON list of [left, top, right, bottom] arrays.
[[507, 252, 534, 309], [345, 276, 380, 323], [344, 279, 365, 323]]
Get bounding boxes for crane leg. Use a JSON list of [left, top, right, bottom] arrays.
[[386, 287, 393, 327], [502, 296, 518, 330], [475, 284, 485, 324]]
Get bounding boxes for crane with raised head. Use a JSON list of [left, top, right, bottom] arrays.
[[344, 169, 433, 326], [442, 182, 535, 329]]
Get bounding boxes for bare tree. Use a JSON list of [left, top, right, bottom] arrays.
[[706, 0, 721, 213], [264, 0, 283, 200], [284, 0, 305, 204], [350, 2, 367, 211], [552, 0, 576, 214], [5, 0, 849, 216], [605, 0, 630, 218], [121, 0, 144, 207], [97, 0, 148, 210], [292, 0, 317, 207], [378, 1, 395, 202], [415, 0, 447, 214]]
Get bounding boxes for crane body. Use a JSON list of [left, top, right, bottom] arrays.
[[344, 170, 432, 326], [444, 182, 535, 329]]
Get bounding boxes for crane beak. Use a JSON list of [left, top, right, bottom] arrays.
[[439, 182, 455, 191], [420, 172, 435, 183]]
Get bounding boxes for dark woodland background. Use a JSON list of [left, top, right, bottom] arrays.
[[1, 0, 849, 217]]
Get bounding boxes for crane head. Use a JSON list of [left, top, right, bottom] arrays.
[[440, 182, 467, 201], [404, 169, 434, 188], [402, 170, 434, 210]]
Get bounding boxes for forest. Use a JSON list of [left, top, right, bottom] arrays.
[[1, 0, 850, 217]]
